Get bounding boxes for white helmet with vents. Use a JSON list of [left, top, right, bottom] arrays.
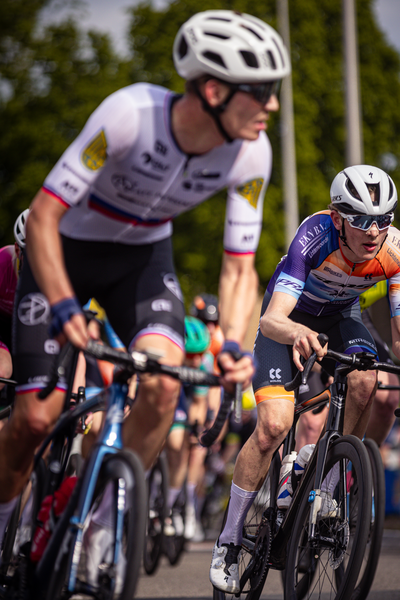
[[173, 10, 291, 84], [330, 165, 397, 215], [13, 209, 30, 248]]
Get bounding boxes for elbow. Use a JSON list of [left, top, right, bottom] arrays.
[[260, 312, 272, 338]]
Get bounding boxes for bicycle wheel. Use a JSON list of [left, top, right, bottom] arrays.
[[164, 483, 186, 566], [349, 438, 385, 600], [284, 435, 372, 600], [143, 453, 168, 575], [45, 449, 147, 600]]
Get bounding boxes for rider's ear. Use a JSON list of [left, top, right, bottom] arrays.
[[330, 210, 343, 232], [204, 79, 230, 107]]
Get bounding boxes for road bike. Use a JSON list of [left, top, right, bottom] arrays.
[[0, 339, 228, 599], [207, 333, 394, 600]]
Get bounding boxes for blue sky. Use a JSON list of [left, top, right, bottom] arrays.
[[40, 0, 400, 58]]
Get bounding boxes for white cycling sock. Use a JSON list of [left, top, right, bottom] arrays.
[[186, 482, 196, 509], [91, 484, 114, 529], [20, 490, 33, 527], [167, 487, 181, 511], [321, 462, 340, 494], [0, 497, 18, 561], [219, 483, 258, 547]]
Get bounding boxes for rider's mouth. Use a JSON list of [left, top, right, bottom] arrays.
[[363, 243, 377, 252]]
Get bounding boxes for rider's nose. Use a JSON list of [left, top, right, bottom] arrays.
[[367, 223, 379, 236]]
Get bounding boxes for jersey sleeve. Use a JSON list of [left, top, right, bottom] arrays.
[[380, 227, 400, 317], [388, 272, 400, 317], [223, 133, 272, 255], [43, 88, 140, 207], [273, 213, 332, 301]]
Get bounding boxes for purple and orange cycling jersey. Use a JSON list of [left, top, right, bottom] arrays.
[[267, 211, 400, 317]]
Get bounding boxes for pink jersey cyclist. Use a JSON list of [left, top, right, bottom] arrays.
[[0, 246, 17, 318], [0, 210, 28, 393]]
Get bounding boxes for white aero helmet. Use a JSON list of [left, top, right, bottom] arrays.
[[14, 208, 30, 248], [330, 165, 397, 216], [173, 10, 291, 84]]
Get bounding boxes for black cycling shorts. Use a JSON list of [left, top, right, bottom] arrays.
[[253, 291, 377, 393], [13, 236, 185, 390]]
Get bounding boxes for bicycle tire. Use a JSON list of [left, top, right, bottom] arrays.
[[45, 448, 147, 600], [349, 438, 385, 600], [143, 453, 168, 575], [164, 484, 186, 566], [284, 435, 372, 600]]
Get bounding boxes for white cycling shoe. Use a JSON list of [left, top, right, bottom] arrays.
[[84, 522, 125, 594], [184, 504, 196, 540], [210, 541, 241, 594]]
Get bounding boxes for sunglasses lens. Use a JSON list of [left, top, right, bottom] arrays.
[[236, 81, 280, 104], [348, 214, 393, 230], [377, 214, 393, 228], [254, 81, 280, 104]]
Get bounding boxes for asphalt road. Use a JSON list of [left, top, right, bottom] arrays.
[[135, 529, 400, 600]]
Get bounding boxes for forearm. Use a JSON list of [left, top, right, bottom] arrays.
[[260, 308, 313, 346], [218, 255, 258, 345]]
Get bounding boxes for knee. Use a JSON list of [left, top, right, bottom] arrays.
[[347, 370, 377, 410], [11, 405, 57, 446], [298, 411, 326, 445], [373, 388, 399, 415], [139, 374, 181, 418], [255, 412, 292, 454]]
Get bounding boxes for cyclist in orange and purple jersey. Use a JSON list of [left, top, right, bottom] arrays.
[[210, 164, 400, 594]]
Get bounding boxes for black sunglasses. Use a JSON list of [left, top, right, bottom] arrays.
[[230, 80, 281, 105]]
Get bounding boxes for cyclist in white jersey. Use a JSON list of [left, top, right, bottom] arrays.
[[0, 9, 291, 554]]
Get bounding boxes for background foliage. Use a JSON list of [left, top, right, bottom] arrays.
[[1, 0, 399, 306]]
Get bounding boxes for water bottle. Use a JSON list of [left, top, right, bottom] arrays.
[[292, 444, 315, 492], [276, 451, 297, 508]]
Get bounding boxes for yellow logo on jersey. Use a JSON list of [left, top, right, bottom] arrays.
[[81, 130, 107, 170], [236, 178, 264, 209]]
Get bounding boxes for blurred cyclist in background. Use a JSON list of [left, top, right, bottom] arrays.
[[0, 210, 29, 391]]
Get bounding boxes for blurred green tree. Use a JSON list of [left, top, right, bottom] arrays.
[[0, 0, 131, 242], [1, 0, 400, 310]]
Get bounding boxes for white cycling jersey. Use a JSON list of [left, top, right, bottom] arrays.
[[44, 83, 272, 253]]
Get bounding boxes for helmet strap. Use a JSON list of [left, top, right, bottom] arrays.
[[339, 220, 352, 250], [192, 80, 236, 144]]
